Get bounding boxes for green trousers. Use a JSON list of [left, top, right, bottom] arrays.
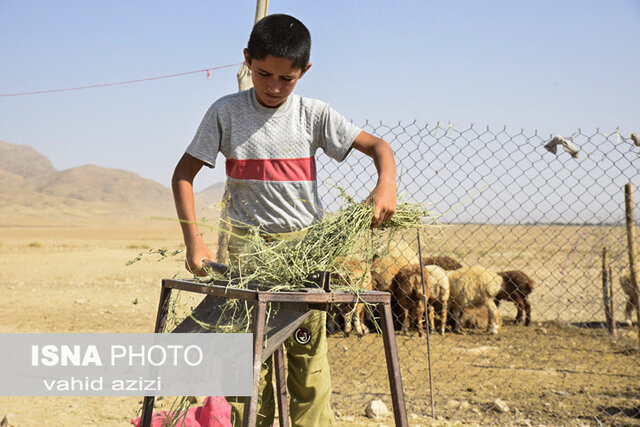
[[227, 310, 335, 426], [226, 227, 336, 427]]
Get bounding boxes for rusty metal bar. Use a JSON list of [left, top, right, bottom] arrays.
[[243, 299, 268, 427], [261, 310, 312, 364], [140, 282, 173, 427], [155, 281, 174, 332], [254, 290, 390, 303], [163, 279, 259, 301], [379, 301, 409, 427], [162, 278, 391, 304], [274, 344, 290, 427]]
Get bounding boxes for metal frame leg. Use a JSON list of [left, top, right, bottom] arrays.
[[274, 344, 290, 427], [243, 300, 268, 427], [140, 283, 173, 427], [379, 301, 409, 427]]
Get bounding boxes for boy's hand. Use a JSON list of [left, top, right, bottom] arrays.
[[185, 238, 215, 276], [370, 179, 397, 228]]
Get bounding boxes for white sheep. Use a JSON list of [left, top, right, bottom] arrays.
[[447, 266, 502, 334], [424, 264, 450, 335], [620, 269, 639, 326]]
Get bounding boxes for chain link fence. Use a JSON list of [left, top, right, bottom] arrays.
[[318, 122, 640, 426]]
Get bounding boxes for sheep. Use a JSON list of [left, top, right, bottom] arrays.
[[330, 256, 373, 337], [421, 255, 463, 271], [391, 264, 429, 337], [424, 265, 450, 335], [368, 241, 419, 330], [389, 263, 451, 336], [460, 306, 489, 330], [371, 257, 392, 293], [371, 240, 419, 292], [495, 270, 535, 326], [414, 256, 461, 332], [620, 269, 639, 326], [447, 266, 503, 334]]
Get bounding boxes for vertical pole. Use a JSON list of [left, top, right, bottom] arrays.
[[609, 266, 617, 337], [602, 247, 613, 334], [624, 183, 640, 344], [254, 0, 269, 23], [417, 231, 435, 419], [236, 0, 269, 92]]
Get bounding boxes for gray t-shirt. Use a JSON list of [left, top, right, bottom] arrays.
[[186, 88, 362, 233]]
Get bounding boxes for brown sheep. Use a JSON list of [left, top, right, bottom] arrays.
[[372, 240, 419, 292], [392, 264, 430, 337], [331, 256, 372, 337], [460, 306, 489, 330], [371, 256, 394, 293], [421, 255, 463, 271], [495, 270, 535, 326]]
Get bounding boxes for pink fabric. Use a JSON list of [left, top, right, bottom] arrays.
[[130, 396, 232, 427]]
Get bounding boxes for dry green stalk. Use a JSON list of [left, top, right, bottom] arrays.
[[203, 198, 436, 292], [181, 197, 437, 334], [127, 196, 437, 333]]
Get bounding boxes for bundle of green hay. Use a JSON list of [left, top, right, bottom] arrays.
[[205, 197, 436, 292]]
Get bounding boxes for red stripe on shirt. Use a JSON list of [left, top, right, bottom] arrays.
[[225, 157, 317, 182]]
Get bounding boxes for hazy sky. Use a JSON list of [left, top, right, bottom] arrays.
[[1, 0, 639, 191]]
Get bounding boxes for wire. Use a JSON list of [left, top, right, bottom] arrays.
[[0, 62, 244, 97]]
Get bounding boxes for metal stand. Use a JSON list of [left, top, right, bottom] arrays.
[[140, 276, 408, 427]]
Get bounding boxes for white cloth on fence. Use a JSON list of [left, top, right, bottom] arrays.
[[544, 135, 579, 158]]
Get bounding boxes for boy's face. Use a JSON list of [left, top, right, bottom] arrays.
[[244, 50, 311, 108]]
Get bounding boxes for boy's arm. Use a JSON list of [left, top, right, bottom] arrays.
[[172, 153, 216, 275], [351, 131, 397, 228]]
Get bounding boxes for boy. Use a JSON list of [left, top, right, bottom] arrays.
[[172, 14, 396, 426]]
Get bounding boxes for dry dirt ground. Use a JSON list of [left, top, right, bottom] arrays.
[[1, 218, 639, 426]]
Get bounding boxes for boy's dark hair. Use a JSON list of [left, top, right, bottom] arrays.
[[247, 14, 311, 70]]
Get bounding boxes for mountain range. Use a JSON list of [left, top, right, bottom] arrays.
[[0, 140, 224, 219]]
